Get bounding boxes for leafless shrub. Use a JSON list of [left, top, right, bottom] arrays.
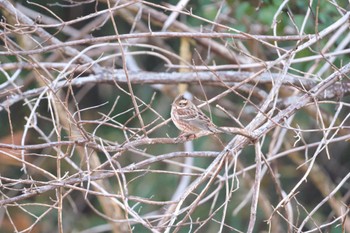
[[0, 1, 349, 232]]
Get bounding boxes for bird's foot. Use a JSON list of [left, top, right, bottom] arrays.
[[175, 133, 197, 142]]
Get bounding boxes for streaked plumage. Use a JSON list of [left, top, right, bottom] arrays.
[[171, 95, 222, 134]]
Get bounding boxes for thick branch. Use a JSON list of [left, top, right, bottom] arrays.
[[1, 69, 350, 111]]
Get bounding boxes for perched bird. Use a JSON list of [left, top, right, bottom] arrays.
[[171, 94, 252, 138]]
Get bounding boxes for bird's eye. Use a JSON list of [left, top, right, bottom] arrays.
[[178, 99, 188, 107]]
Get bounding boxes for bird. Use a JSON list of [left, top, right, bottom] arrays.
[[171, 94, 252, 139]]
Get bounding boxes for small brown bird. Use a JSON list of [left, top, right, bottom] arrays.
[[171, 94, 252, 138], [171, 94, 222, 135]]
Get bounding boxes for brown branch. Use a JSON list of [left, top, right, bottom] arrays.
[[0, 31, 310, 56], [2, 69, 350, 112], [0, 0, 103, 74]]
